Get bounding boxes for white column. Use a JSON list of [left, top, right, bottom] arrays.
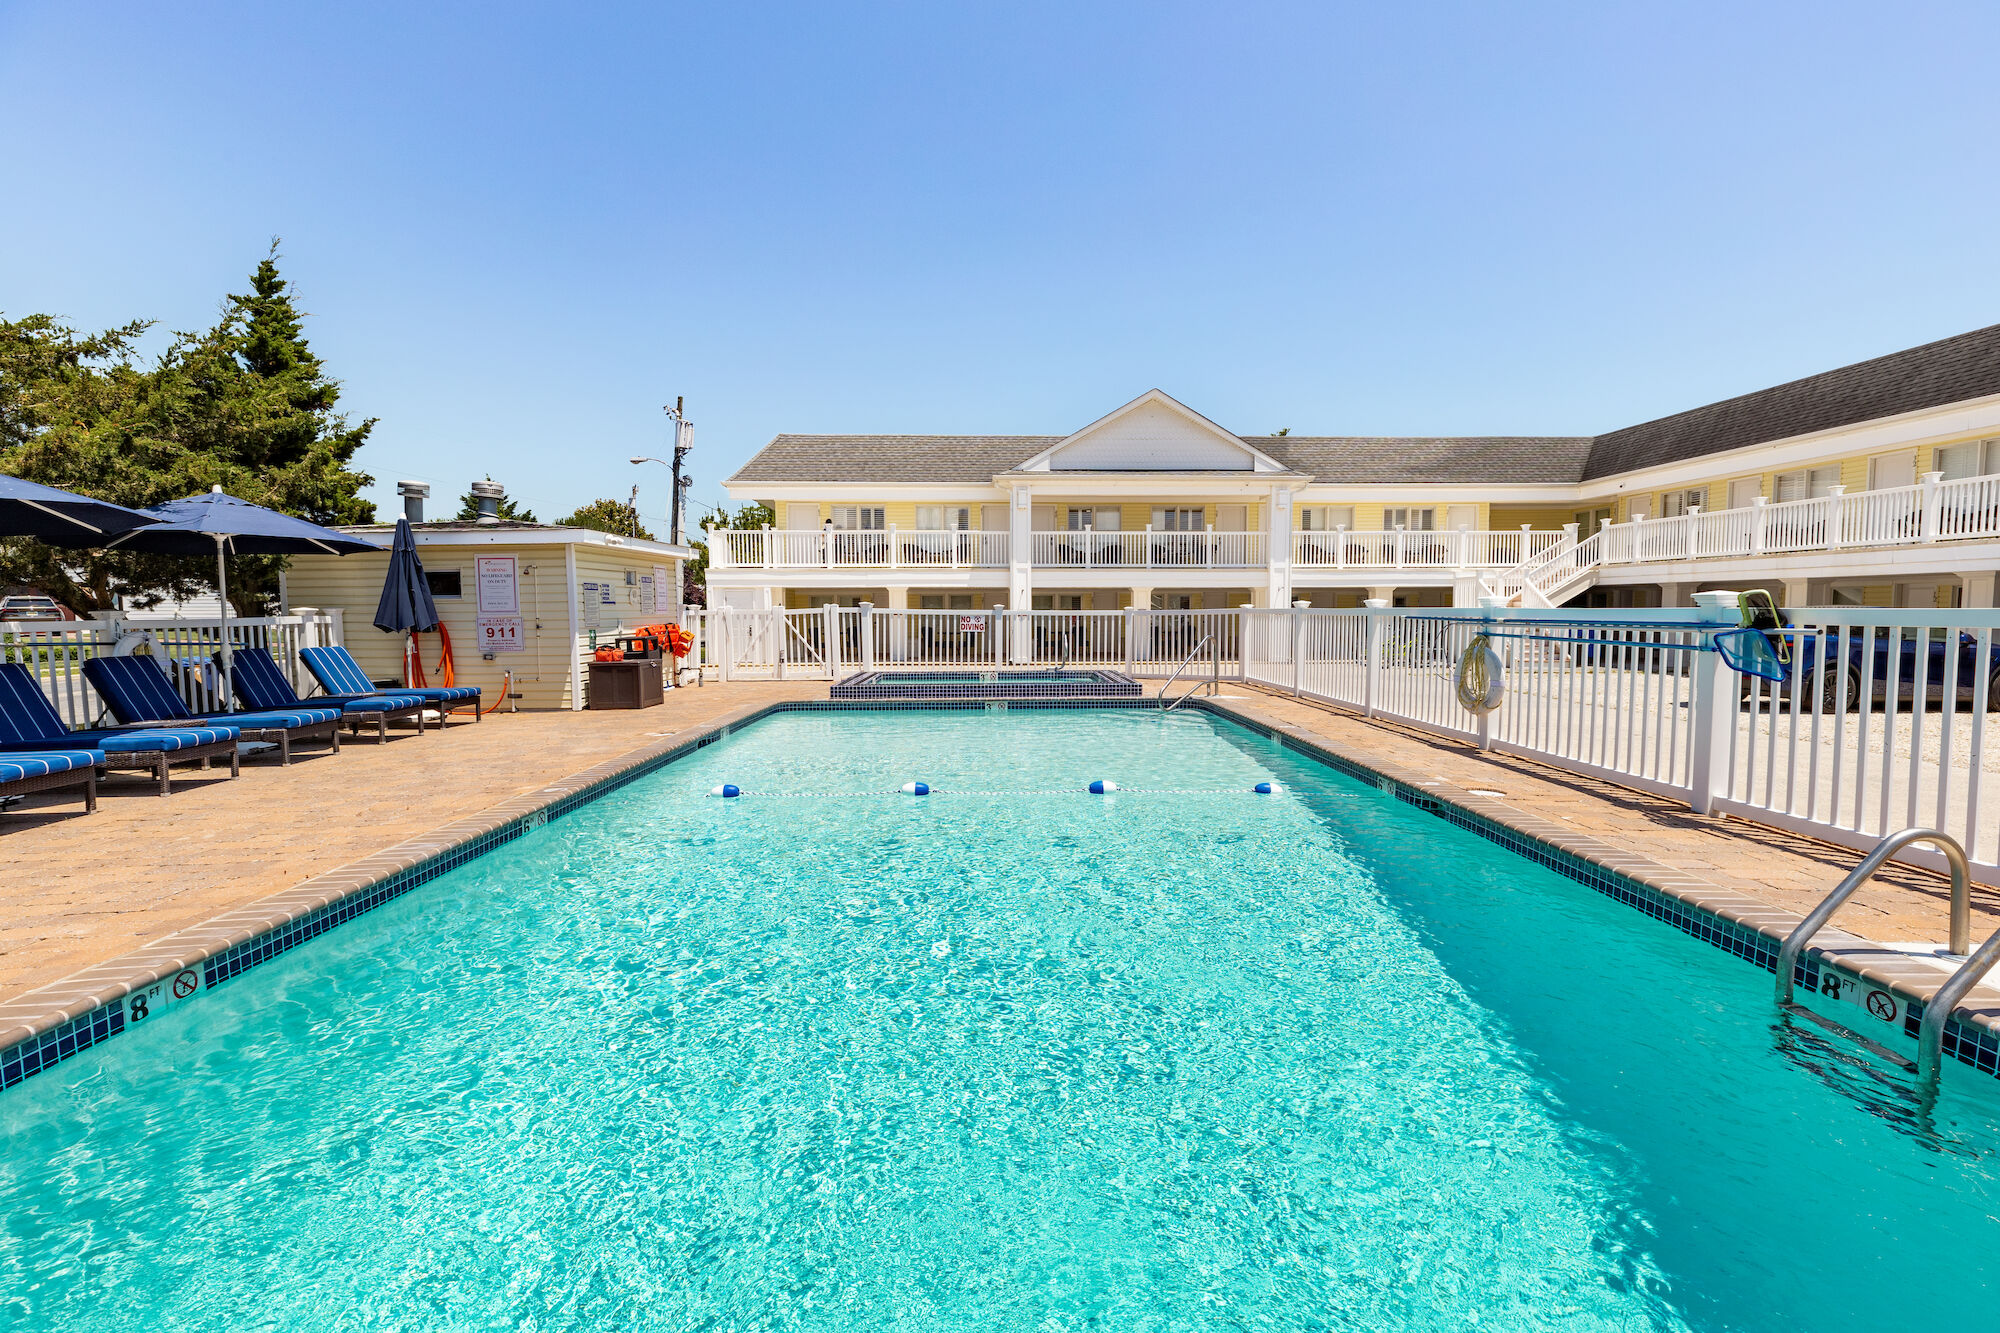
[[1962, 571, 1998, 609], [1008, 488, 1033, 663], [1920, 470, 1944, 542], [1266, 486, 1293, 609], [885, 585, 908, 662], [1780, 578, 1810, 612], [1367, 584, 1397, 605], [1361, 598, 1389, 717], [858, 602, 875, 671]]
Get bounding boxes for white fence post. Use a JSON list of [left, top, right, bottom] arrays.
[[1362, 598, 1389, 717], [1290, 600, 1306, 696], [1685, 590, 1739, 814], [823, 602, 841, 678], [1123, 606, 1136, 675], [994, 605, 1006, 667], [859, 602, 875, 671], [1920, 470, 1943, 542]]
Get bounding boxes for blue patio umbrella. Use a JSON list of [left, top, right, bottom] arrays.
[[373, 518, 440, 634], [0, 475, 162, 542], [98, 486, 382, 704]]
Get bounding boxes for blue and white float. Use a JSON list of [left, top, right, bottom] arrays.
[[710, 784, 741, 799], [902, 781, 931, 796], [1253, 781, 1284, 795], [1087, 779, 1118, 794]]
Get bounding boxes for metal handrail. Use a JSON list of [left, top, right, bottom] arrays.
[[1158, 635, 1213, 712], [1773, 828, 1977, 1087]]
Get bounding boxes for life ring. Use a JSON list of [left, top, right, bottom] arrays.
[[1455, 634, 1505, 715]]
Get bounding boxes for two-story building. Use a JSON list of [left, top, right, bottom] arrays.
[[710, 323, 2000, 614]]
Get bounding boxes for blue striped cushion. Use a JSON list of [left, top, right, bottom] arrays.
[[400, 685, 481, 704], [208, 709, 342, 730], [229, 648, 306, 712], [338, 695, 425, 716], [0, 662, 74, 745], [301, 646, 378, 696], [82, 655, 193, 724], [84, 726, 239, 753], [0, 749, 105, 782]]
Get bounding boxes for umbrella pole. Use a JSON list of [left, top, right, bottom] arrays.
[[215, 534, 233, 710]]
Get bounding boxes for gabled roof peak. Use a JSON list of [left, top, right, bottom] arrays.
[[1012, 390, 1295, 474]]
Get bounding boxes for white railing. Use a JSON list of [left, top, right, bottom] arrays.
[[0, 612, 343, 728], [1027, 530, 1265, 569], [711, 528, 1011, 570], [1291, 527, 1565, 571]]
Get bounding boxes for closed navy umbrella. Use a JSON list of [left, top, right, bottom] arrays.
[[97, 486, 382, 705], [373, 518, 439, 633], [0, 475, 162, 542]]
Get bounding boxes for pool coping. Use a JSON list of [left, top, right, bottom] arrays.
[[3, 693, 1995, 1094]]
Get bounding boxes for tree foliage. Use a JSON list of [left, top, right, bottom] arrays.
[[0, 243, 378, 614], [681, 502, 772, 605], [557, 498, 652, 540]]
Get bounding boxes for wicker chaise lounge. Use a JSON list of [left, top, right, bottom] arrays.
[[300, 645, 482, 724], [0, 748, 103, 816], [82, 655, 344, 766], [228, 648, 427, 742], [0, 663, 238, 796]]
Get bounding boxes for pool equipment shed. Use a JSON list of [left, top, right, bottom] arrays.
[[285, 519, 693, 711]]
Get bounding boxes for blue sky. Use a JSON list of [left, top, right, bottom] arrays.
[[5, 1, 1999, 533]]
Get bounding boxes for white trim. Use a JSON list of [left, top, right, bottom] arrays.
[[336, 525, 695, 559]]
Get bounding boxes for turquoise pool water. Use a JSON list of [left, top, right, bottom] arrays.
[[4, 708, 1999, 1330]]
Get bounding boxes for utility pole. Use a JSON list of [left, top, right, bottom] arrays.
[[627, 483, 641, 537], [662, 396, 694, 546]]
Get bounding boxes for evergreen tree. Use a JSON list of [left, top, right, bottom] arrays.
[[0, 244, 379, 614]]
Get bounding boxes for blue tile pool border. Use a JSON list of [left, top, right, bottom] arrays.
[[3, 694, 1994, 1094]]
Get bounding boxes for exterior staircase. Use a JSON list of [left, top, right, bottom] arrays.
[[1479, 530, 1605, 606]]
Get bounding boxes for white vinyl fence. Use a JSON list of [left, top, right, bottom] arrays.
[[1, 612, 344, 728]]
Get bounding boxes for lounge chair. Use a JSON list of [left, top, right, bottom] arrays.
[[228, 647, 427, 741], [0, 663, 238, 796], [300, 646, 482, 724], [0, 748, 103, 816], [82, 655, 343, 765]]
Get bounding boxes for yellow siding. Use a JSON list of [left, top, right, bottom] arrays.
[[1488, 506, 1571, 530]]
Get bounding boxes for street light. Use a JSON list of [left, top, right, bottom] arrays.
[[632, 397, 694, 545]]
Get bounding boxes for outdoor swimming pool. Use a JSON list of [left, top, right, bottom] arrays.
[[3, 707, 1998, 1330]]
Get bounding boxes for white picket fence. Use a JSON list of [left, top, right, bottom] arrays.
[[1, 612, 344, 728]]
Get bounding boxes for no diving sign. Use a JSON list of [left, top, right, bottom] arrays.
[[125, 968, 201, 1024]]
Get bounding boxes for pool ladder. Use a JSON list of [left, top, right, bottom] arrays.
[[1776, 828, 2000, 1087]]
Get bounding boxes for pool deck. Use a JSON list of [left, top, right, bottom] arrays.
[[5, 681, 1996, 1070]]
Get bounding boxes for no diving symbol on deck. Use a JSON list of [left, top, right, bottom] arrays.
[[1865, 990, 1897, 1022], [172, 970, 197, 1000]]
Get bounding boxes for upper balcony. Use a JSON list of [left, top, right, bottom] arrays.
[[707, 525, 1570, 574]]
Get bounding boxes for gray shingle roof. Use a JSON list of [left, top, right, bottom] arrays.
[[727, 323, 2000, 489], [1582, 322, 2000, 479], [1256, 437, 1594, 484]]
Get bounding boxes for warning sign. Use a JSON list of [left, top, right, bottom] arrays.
[[172, 969, 198, 1000]]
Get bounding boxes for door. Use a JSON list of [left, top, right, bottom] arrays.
[[1727, 478, 1761, 509], [1870, 453, 1916, 490]]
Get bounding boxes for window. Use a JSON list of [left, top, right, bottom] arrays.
[[1066, 507, 1119, 531], [425, 570, 462, 598], [916, 505, 971, 530], [1296, 505, 1354, 531], [1935, 438, 2000, 481], [829, 505, 885, 530], [1382, 507, 1434, 531], [1151, 507, 1204, 531], [1772, 468, 1839, 503], [1574, 507, 1612, 537], [1659, 488, 1706, 517]]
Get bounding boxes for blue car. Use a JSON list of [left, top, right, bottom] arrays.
[[1757, 626, 2000, 711]]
